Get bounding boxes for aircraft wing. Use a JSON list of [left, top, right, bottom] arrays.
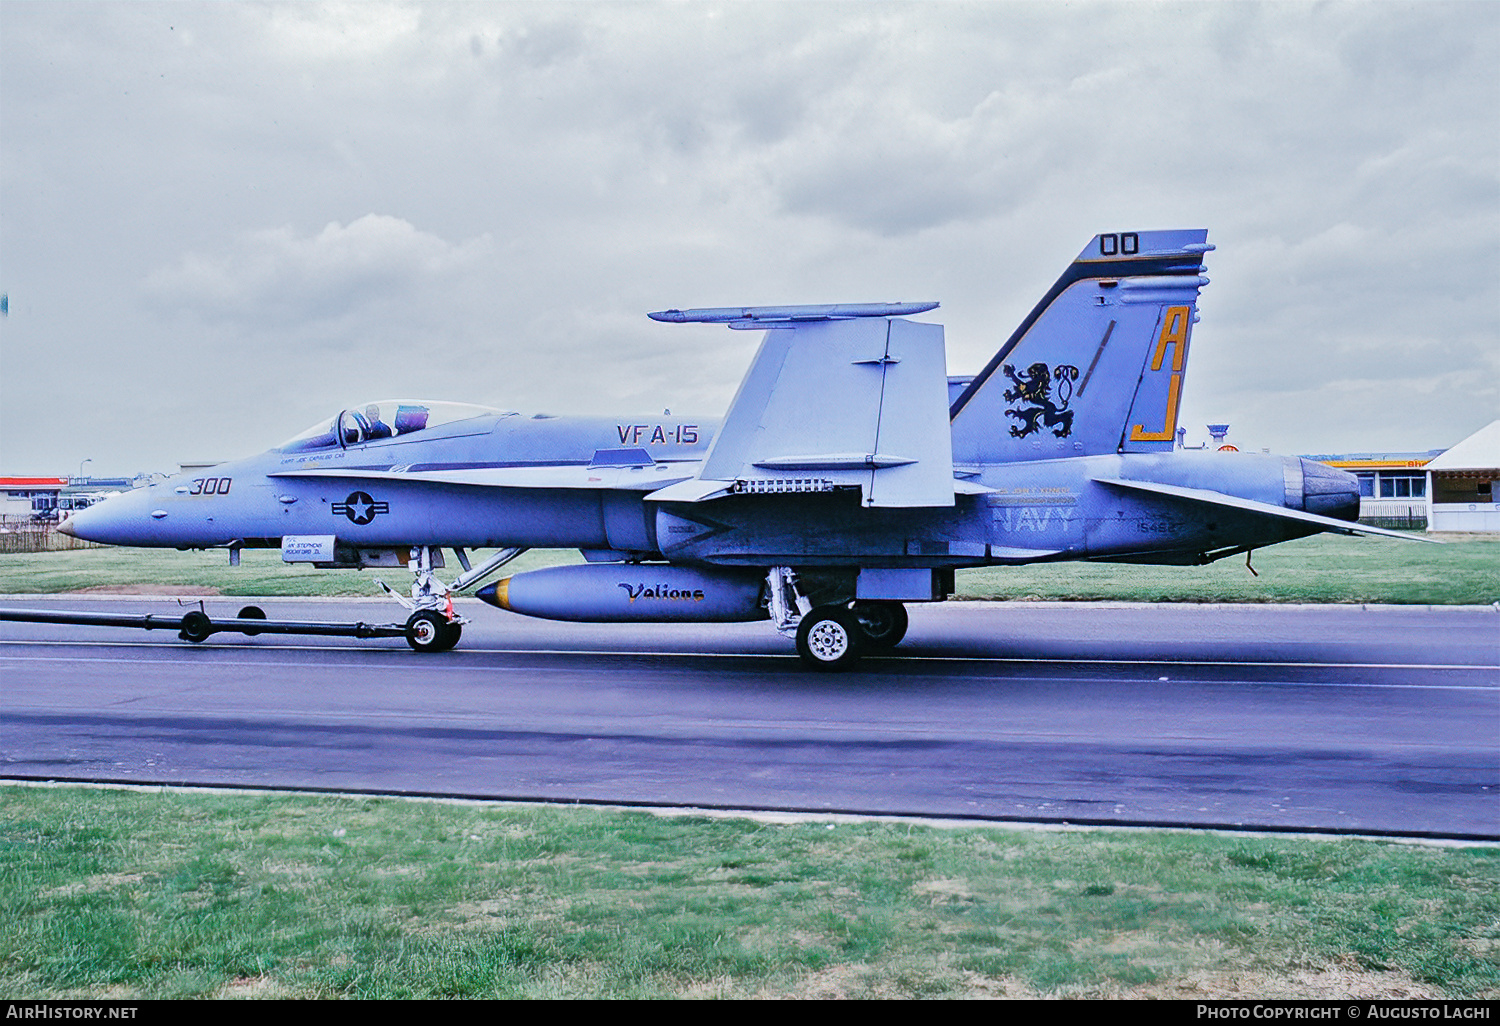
[[1093, 478, 1442, 542], [645, 305, 956, 507], [269, 464, 696, 492]]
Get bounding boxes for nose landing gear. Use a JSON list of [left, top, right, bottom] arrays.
[[405, 609, 462, 653], [376, 545, 528, 653]]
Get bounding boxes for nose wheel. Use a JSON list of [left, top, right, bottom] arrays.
[[406, 610, 462, 653]]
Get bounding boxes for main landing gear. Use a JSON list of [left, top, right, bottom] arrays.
[[854, 600, 908, 651], [796, 605, 862, 671], [766, 567, 907, 671]]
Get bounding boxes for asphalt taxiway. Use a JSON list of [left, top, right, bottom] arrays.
[[2, 597, 1496, 838]]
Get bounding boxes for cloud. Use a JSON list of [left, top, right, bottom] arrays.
[[144, 214, 493, 327], [264, 2, 423, 63], [2, 1, 1496, 474]]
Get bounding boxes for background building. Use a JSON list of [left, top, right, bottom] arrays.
[[1, 476, 139, 522], [1, 477, 68, 520], [1425, 420, 1499, 534], [1297, 451, 1444, 528]]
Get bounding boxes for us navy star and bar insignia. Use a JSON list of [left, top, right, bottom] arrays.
[[332, 491, 389, 525]]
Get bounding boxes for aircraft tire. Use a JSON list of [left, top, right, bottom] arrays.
[[854, 601, 908, 650], [406, 611, 459, 653], [795, 605, 862, 671]]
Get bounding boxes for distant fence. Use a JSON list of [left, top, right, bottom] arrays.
[[1360, 514, 1427, 531], [1359, 502, 1427, 531], [0, 516, 104, 553]]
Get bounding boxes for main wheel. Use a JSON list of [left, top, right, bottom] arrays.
[[406, 611, 460, 653], [795, 605, 862, 671], [854, 601, 908, 651]]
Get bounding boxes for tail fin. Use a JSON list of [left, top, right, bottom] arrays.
[[949, 229, 1212, 464]]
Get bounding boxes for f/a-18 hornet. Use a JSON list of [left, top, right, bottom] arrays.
[[60, 229, 1421, 668]]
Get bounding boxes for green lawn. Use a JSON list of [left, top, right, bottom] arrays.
[[955, 532, 1500, 605], [1, 532, 1495, 604], [0, 546, 584, 598], [3, 786, 1496, 999]]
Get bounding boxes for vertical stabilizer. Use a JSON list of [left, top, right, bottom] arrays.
[[949, 230, 1212, 465]]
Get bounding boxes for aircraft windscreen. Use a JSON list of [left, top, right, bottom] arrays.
[[278, 401, 506, 452]]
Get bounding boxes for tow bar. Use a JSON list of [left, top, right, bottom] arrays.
[[0, 605, 414, 644]]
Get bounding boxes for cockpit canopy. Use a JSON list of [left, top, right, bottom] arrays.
[[278, 400, 507, 452]]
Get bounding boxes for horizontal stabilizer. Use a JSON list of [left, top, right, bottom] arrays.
[[1093, 478, 1442, 542], [270, 465, 694, 492], [988, 546, 1066, 563]]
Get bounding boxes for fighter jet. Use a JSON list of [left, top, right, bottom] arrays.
[[59, 229, 1423, 668]]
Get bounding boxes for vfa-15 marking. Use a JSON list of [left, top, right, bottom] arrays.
[[59, 230, 1432, 668], [616, 423, 700, 446]]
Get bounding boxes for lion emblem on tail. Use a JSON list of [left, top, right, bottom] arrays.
[[1002, 362, 1080, 439]]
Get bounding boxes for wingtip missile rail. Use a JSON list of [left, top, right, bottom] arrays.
[[647, 302, 939, 325]]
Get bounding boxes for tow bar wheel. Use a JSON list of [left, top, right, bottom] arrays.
[[178, 610, 213, 644], [406, 610, 461, 653], [795, 605, 861, 671], [236, 605, 267, 636]]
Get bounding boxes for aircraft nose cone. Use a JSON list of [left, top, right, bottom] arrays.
[[51, 495, 127, 544], [1298, 458, 1361, 523]]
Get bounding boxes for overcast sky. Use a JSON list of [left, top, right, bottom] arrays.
[[2, 1, 1496, 478]]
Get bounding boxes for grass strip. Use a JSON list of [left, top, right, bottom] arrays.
[[955, 532, 1500, 605], [2, 786, 1496, 999], [0, 547, 585, 598], [1, 533, 1495, 604]]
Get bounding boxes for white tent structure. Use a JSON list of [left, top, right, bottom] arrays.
[[1425, 419, 1500, 532]]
